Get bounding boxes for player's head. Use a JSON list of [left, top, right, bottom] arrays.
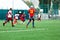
[[9, 8, 12, 10]]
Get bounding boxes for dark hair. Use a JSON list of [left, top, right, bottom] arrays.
[[10, 8, 12, 10]]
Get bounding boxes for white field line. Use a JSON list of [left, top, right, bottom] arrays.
[[0, 28, 47, 33], [0, 28, 25, 30]]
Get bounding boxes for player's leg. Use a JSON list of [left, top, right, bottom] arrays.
[[38, 18, 40, 21], [21, 20, 25, 24], [3, 19, 9, 26], [22, 18, 25, 24], [23, 20, 25, 22], [40, 16, 41, 21], [38, 16, 41, 21], [26, 18, 31, 28], [32, 18, 35, 28], [13, 19, 17, 25], [11, 19, 14, 27]]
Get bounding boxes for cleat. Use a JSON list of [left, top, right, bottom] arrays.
[[3, 23, 5, 26], [12, 25, 15, 27]]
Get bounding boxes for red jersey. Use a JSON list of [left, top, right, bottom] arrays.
[[19, 14, 25, 21], [28, 8, 35, 17]]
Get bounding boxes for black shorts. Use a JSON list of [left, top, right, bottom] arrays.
[[29, 17, 34, 21]]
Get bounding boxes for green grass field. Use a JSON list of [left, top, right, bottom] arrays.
[[0, 19, 60, 40]]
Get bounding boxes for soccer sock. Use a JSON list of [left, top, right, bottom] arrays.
[[4, 21, 7, 24], [13, 19, 16, 24], [11, 20, 14, 27], [3, 20, 7, 26], [32, 21, 34, 28], [27, 21, 30, 26]]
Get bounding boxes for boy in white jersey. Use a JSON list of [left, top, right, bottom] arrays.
[[38, 13, 41, 21], [3, 8, 14, 27], [13, 13, 19, 25]]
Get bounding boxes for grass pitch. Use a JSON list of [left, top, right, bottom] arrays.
[[0, 19, 60, 40]]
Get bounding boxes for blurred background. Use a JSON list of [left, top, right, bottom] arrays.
[[0, 0, 60, 20]]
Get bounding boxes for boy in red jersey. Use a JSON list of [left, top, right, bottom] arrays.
[[19, 12, 26, 24], [26, 6, 35, 28], [3, 8, 14, 27]]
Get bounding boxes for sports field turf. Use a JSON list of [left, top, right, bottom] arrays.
[[0, 19, 60, 40]]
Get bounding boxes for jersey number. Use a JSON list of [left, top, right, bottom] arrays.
[[30, 10, 34, 14]]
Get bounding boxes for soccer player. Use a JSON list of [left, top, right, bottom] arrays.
[[13, 13, 19, 25], [26, 6, 35, 28], [3, 8, 14, 27], [37, 13, 41, 21], [19, 12, 26, 24]]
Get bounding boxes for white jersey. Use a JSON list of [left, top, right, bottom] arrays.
[[15, 14, 19, 19], [38, 14, 41, 18], [7, 10, 12, 18]]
